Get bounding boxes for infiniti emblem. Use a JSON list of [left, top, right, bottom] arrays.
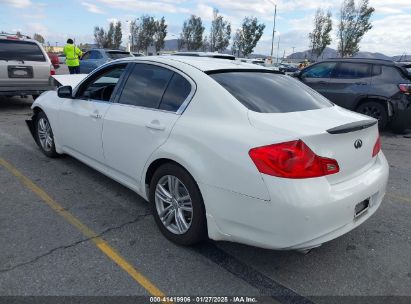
[[354, 139, 363, 149]]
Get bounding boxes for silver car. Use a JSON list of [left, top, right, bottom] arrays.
[[0, 34, 55, 100]]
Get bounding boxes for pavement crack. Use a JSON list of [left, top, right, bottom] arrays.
[[0, 212, 151, 274]]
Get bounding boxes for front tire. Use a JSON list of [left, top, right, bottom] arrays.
[[35, 111, 58, 158], [357, 101, 388, 130], [149, 163, 207, 245]]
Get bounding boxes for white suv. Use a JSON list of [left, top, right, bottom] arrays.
[[0, 34, 55, 100]]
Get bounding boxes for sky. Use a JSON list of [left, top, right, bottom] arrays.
[[0, 0, 410, 56]]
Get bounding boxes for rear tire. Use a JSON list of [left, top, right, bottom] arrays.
[[149, 163, 207, 245], [357, 101, 388, 130], [35, 111, 58, 158]]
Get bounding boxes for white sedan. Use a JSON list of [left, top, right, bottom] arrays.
[[27, 56, 389, 251]]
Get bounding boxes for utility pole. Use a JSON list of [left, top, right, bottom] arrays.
[[276, 35, 280, 63], [270, 4, 277, 61], [292, 46, 295, 59]]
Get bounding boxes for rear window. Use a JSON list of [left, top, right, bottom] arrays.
[[107, 51, 131, 60], [210, 71, 333, 113], [0, 40, 46, 62], [333, 63, 371, 79]]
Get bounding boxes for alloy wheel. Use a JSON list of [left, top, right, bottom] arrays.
[[154, 175, 193, 235], [37, 117, 53, 152]]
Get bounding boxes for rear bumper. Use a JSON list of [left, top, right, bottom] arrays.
[[202, 153, 389, 250], [0, 86, 55, 96], [390, 95, 411, 131]]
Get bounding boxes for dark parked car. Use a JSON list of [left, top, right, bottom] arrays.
[[295, 58, 411, 132], [80, 49, 132, 73]]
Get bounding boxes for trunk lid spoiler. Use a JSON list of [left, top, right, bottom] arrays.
[[326, 120, 377, 134]]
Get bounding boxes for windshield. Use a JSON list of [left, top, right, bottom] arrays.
[[209, 71, 333, 113], [0, 40, 46, 62], [107, 51, 131, 60]]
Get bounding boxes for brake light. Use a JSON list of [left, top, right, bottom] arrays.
[[50, 65, 55, 76], [6, 36, 19, 40], [249, 140, 339, 179], [372, 135, 381, 157], [399, 84, 411, 94]]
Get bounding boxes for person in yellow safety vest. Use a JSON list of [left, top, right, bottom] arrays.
[[63, 38, 83, 74]]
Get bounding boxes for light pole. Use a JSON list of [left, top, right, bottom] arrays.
[[268, 1, 277, 62], [292, 46, 295, 60]]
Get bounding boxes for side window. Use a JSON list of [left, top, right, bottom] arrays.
[[372, 65, 382, 76], [302, 62, 336, 78], [89, 50, 102, 60], [81, 51, 90, 60], [333, 63, 371, 79], [377, 66, 409, 82], [78, 65, 126, 101], [118, 64, 173, 109], [159, 73, 192, 112]]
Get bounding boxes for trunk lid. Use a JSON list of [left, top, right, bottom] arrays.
[[248, 106, 380, 184]]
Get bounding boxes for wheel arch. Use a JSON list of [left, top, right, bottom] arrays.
[[355, 96, 392, 117]]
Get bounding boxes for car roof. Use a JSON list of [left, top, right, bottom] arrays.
[[174, 52, 235, 58], [321, 58, 397, 66], [118, 55, 274, 73]]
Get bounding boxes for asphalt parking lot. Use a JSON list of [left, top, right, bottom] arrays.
[[0, 83, 410, 303]]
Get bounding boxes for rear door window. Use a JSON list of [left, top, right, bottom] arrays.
[[210, 71, 332, 113], [0, 40, 45, 62], [107, 51, 131, 60], [301, 62, 336, 78], [118, 63, 173, 109], [333, 63, 371, 79], [159, 73, 192, 112]]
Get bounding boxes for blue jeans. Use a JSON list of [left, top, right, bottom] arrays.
[[68, 66, 80, 74]]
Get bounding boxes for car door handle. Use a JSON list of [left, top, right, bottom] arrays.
[[145, 120, 166, 131], [90, 113, 102, 119]]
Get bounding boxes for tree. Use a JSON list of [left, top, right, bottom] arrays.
[[239, 17, 265, 57], [94, 26, 106, 48], [231, 30, 242, 56], [201, 35, 210, 52], [130, 20, 140, 52], [33, 33, 45, 44], [113, 21, 122, 49], [180, 15, 205, 51], [209, 8, 231, 52], [138, 15, 157, 54], [154, 17, 167, 54], [338, 0, 374, 57], [308, 8, 333, 60], [107, 22, 115, 48]]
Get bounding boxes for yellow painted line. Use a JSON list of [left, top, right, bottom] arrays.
[[387, 193, 411, 204], [0, 158, 166, 298]]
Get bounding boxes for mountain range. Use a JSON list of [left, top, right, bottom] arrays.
[[157, 40, 410, 62], [286, 47, 410, 62]]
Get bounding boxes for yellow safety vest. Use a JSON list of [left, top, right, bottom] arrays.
[[63, 44, 83, 67]]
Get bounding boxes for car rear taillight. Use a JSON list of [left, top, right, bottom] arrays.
[[249, 140, 340, 179], [372, 135, 381, 157], [50, 65, 55, 76], [399, 84, 411, 94]]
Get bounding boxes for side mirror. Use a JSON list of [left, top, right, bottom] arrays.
[[57, 86, 73, 98], [292, 71, 301, 78]]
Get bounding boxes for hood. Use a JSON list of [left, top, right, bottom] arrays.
[[52, 74, 88, 88]]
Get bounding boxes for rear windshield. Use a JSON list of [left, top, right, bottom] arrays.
[[107, 51, 131, 60], [209, 71, 333, 113], [0, 40, 46, 62]]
